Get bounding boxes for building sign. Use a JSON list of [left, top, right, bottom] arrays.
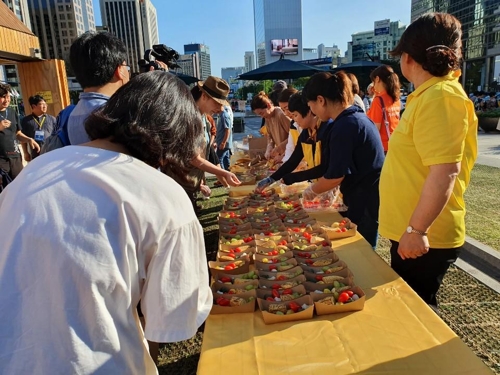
[[374, 19, 390, 36], [300, 57, 332, 65], [35, 91, 53, 104]]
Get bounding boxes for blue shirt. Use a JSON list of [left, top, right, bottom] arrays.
[[67, 92, 110, 145], [216, 105, 233, 149], [324, 106, 384, 220]]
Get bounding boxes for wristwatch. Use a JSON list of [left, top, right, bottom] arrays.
[[406, 225, 428, 236]]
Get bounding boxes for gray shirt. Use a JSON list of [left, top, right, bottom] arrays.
[[67, 92, 109, 145]]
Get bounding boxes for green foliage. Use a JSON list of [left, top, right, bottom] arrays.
[[476, 108, 500, 118], [236, 80, 274, 100]]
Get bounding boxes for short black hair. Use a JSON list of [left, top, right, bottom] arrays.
[[0, 83, 11, 97], [288, 92, 310, 118], [69, 31, 127, 89], [28, 95, 45, 107], [85, 71, 204, 170]]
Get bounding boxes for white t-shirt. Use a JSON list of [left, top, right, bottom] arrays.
[[0, 146, 212, 375]]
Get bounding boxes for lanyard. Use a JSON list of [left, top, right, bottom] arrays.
[[0, 110, 7, 120], [33, 115, 46, 129]]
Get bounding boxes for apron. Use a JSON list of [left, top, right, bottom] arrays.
[[289, 120, 300, 146]]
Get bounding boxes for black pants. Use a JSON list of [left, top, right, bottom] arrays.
[[390, 240, 461, 306], [0, 157, 23, 179]]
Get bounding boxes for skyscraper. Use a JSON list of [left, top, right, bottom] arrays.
[[28, 0, 96, 59], [410, 0, 500, 92], [184, 43, 211, 80], [244, 51, 255, 73], [253, 0, 303, 67], [100, 0, 159, 73]]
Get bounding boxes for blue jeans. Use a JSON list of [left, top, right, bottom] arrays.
[[217, 148, 231, 170]]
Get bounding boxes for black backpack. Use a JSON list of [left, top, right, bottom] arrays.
[[0, 168, 13, 194]]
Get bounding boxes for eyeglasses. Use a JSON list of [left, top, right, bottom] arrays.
[[121, 64, 131, 72]]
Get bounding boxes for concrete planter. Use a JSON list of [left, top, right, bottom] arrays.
[[478, 116, 500, 133]]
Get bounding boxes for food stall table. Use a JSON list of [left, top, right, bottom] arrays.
[[198, 211, 493, 374]]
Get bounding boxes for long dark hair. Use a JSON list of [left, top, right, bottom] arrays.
[[85, 71, 204, 170], [390, 12, 462, 77], [370, 65, 401, 102], [302, 71, 353, 107]]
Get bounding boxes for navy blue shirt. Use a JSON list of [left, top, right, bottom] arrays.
[[324, 106, 384, 221]]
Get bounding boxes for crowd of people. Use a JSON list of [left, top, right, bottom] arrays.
[[0, 11, 478, 374]]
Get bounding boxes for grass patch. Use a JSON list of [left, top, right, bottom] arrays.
[[465, 164, 500, 251]]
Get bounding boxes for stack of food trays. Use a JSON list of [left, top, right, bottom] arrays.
[[209, 189, 365, 322]]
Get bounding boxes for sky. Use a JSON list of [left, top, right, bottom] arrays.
[[92, 0, 411, 77]]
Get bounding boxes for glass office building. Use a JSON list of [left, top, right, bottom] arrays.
[[411, 0, 500, 92], [253, 0, 302, 67]]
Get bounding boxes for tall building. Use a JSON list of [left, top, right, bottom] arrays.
[[410, 0, 500, 92], [3, 0, 31, 29], [302, 47, 317, 60], [253, 0, 303, 67], [350, 20, 406, 62], [100, 0, 159, 73], [176, 53, 201, 79], [317, 44, 341, 59], [184, 43, 211, 80], [244, 51, 255, 72], [28, 0, 96, 59], [221, 67, 245, 95]]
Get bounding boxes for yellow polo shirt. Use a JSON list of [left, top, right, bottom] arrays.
[[379, 70, 478, 248]]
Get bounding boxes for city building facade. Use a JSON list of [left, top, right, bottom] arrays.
[[302, 47, 317, 60], [317, 44, 341, 60], [176, 53, 201, 79], [350, 19, 406, 62], [410, 0, 500, 92], [29, 0, 95, 60], [100, 0, 159, 73], [253, 0, 303, 67], [221, 67, 245, 96], [244, 51, 255, 72], [184, 43, 211, 80]]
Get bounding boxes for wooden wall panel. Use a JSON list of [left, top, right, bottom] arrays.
[[17, 60, 70, 116], [0, 26, 39, 58]]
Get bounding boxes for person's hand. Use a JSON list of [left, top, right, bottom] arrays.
[[302, 184, 319, 201], [217, 170, 241, 187], [219, 141, 226, 150], [200, 184, 211, 198], [255, 177, 275, 193], [270, 147, 281, 158], [29, 139, 40, 153], [397, 232, 430, 260], [273, 153, 284, 163], [24, 152, 32, 162], [0, 119, 11, 130], [149, 61, 169, 72]]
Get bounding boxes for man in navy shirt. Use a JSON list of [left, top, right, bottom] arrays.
[[21, 95, 57, 161]]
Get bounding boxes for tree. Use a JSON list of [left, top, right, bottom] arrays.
[[236, 80, 274, 100]]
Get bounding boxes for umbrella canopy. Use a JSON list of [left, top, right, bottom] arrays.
[[169, 71, 200, 85], [237, 58, 324, 81], [331, 60, 382, 72]]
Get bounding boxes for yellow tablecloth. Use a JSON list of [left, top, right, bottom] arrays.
[[198, 212, 492, 374]]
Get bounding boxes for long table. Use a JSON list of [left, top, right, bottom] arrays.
[[198, 211, 493, 374]]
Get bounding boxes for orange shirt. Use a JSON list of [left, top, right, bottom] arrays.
[[367, 92, 401, 151]]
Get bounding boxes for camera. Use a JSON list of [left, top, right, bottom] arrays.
[[138, 44, 180, 73]]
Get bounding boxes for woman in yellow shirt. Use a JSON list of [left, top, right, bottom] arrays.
[[379, 13, 478, 306]]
